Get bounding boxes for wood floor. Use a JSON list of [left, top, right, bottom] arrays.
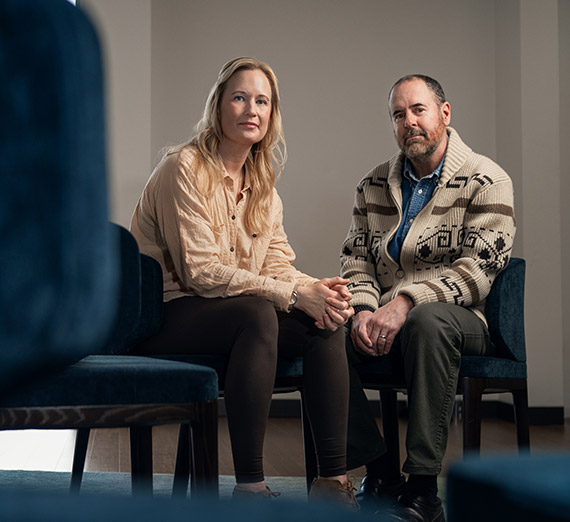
[[84, 414, 570, 477], [1, 414, 570, 477]]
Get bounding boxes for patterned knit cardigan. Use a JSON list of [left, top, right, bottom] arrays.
[[340, 127, 516, 324]]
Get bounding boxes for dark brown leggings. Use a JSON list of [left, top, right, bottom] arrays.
[[133, 295, 349, 483]]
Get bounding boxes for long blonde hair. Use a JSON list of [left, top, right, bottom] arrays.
[[165, 57, 287, 234]]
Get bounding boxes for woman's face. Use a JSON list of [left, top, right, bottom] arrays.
[[219, 68, 272, 151]]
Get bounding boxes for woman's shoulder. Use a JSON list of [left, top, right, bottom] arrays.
[[152, 146, 198, 184]]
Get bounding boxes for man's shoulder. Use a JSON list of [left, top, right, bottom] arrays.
[[356, 153, 401, 191], [461, 150, 513, 186], [445, 129, 512, 187]]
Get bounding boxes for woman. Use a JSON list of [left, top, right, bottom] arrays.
[[130, 57, 356, 506]]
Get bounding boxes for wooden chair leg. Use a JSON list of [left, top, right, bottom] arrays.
[[130, 426, 153, 495], [172, 423, 191, 498], [189, 401, 219, 498], [379, 389, 401, 475], [300, 392, 318, 493], [70, 428, 90, 493], [512, 384, 530, 453], [461, 377, 485, 455]]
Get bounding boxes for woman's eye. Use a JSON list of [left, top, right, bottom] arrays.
[[257, 99, 268, 105], [234, 95, 245, 101]]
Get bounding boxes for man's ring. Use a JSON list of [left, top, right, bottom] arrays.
[[379, 334, 387, 339]]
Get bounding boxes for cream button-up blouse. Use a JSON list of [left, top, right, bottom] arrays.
[[130, 147, 317, 311]]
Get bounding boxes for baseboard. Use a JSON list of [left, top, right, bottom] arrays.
[[218, 398, 565, 426]]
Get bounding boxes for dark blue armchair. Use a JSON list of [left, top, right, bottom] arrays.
[[0, 0, 218, 498]]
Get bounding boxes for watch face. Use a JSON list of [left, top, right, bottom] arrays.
[[290, 291, 298, 309]]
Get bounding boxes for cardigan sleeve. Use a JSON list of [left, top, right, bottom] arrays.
[[340, 177, 383, 312]]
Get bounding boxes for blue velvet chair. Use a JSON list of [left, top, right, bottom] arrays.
[[0, 0, 118, 397], [446, 453, 570, 522], [0, 0, 219, 498], [355, 257, 530, 475]]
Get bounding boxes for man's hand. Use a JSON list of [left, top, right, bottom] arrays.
[[350, 295, 414, 356]]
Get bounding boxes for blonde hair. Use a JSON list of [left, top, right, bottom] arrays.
[[165, 57, 287, 234]]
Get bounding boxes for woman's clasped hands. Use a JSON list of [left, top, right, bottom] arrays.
[[295, 277, 354, 331]]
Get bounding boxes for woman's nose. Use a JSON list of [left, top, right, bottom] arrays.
[[245, 100, 257, 115]]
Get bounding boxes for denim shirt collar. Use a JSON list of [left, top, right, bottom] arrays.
[[403, 153, 445, 185]]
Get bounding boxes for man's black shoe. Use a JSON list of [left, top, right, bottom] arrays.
[[386, 490, 445, 522], [356, 474, 407, 511]]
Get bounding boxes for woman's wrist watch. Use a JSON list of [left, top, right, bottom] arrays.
[[288, 290, 298, 311]]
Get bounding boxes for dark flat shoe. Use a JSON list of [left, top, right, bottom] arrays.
[[387, 491, 445, 522], [356, 474, 407, 511]]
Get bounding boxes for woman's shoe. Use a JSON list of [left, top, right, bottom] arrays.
[[232, 485, 280, 500], [308, 477, 360, 511]]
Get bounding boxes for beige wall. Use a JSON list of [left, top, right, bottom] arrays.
[[81, 0, 568, 415], [557, 0, 567, 415]]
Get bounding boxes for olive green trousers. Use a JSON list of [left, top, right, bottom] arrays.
[[346, 302, 493, 475]]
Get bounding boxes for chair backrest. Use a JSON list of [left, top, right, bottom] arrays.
[[99, 225, 142, 355], [0, 0, 118, 392], [485, 257, 526, 362]]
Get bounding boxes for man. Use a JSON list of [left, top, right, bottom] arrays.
[[340, 75, 515, 522]]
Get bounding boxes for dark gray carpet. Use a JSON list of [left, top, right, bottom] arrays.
[[0, 470, 308, 499]]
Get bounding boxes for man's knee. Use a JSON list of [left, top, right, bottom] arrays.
[[399, 302, 462, 357], [403, 302, 453, 333]]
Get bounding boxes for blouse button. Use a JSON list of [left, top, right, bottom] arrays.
[[231, 215, 236, 220], [252, 234, 257, 238], [230, 247, 235, 252]]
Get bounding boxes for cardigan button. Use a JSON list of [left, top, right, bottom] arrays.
[[396, 269, 405, 279], [230, 247, 235, 252]]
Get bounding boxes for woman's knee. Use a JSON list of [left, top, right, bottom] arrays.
[[231, 296, 279, 339]]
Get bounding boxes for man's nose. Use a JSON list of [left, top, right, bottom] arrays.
[[404, 112, 416, 128]]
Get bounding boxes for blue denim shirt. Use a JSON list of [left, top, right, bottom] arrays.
[[387, 155, 446, 264]]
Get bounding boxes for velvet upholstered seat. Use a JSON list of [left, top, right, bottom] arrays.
[[0, 0, 219, 498]]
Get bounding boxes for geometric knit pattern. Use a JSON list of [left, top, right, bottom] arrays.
[[340, 128, 516, 323]]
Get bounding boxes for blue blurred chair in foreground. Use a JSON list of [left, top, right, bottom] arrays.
[[447, 453, 570, 522], [0, 0, 218, 497]]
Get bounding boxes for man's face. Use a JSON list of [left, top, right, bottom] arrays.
[[389, 79, 451, 163]]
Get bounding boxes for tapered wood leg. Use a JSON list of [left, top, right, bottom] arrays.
[[461, 377, 485, 455], [172, 423, 191, 498], [130, 426, 153, 495], [189, 402, 219, 498], [379, 389, 401, 475], [300, 393, 318, 493], [513, 384, 530, 452], [70, 428, 90, 493]]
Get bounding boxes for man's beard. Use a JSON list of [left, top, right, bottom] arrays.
[[400, 119, 446, 162]]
